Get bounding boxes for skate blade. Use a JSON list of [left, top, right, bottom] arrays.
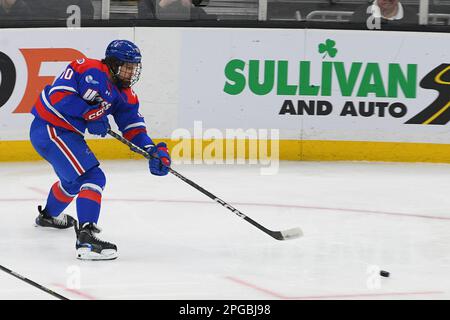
[[76, 248, 118, 261], [34, 223, 74, 230]]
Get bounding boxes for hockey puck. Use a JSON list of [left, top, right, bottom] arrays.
[[380, 270, 390, 277]]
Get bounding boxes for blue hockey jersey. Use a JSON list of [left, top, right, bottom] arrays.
[[31, 58, 153, 149]]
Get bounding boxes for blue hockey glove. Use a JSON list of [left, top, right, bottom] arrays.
[[86, 117, 110, 137], [147, 142, 171, 176]]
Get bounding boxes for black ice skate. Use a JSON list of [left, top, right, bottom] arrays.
[[35, 206, 77, 229], [75, 222, 118, 261]]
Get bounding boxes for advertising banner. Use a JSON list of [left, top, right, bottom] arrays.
[[0, 27, 449, 162], [179, 29, 450, 143]]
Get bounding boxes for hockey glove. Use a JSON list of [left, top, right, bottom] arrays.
[[86, 117, 110, 137], [147, 142, 171, 176]]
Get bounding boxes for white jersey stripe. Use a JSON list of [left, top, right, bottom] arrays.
[[80, 183, 103, 194], [47, 126, 85, 175], [52, 131, 85, 175], [49, 86, 77, 95], [47, 126, 80, 174], [42, 92, 84, 136], [124, 122, 146, 131]]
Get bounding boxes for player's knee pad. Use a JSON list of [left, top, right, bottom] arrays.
[[77, 166, 106, 193]]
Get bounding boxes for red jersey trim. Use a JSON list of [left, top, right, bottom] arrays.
[[49, 91, 74, 105], [124, 128, 147, 141], [35, 99, 80, 134], [121, 88, 139, 105], [69, 58, 109, 75]]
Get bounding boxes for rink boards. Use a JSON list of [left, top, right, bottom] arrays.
[[0, 27, 449, 162]]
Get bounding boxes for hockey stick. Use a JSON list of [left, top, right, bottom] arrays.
[[107, 129, 303, 241], [0, 265, 69, 300]]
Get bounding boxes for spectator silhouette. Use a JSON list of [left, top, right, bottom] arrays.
[[351, 0, 417, 25], [0, 0, 32, 19], [138, 0, 216, 20]]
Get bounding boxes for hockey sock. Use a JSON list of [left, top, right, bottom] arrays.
[[44, 182, 76, 217], [77, 186, 102, 225]]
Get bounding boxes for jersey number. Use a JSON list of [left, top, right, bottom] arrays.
[[60, 69, 74, 80]]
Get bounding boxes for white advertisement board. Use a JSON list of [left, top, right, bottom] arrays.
[[179, 28, 450, 143]]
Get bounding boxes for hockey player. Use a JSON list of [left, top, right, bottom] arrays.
[[29, 40, 171, 260]]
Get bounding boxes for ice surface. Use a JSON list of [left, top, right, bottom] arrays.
[[1, 160, 449, 300]]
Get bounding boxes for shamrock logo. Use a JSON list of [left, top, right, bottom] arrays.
[[318, 39, 338, 59]]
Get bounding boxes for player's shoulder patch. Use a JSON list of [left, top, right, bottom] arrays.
[[70, 58, 108, 75], [121, 88, 139, 105]]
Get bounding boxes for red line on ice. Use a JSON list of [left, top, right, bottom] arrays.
[[224, 276, 444, 300], [224, 276, 286, 299], [3, 196, 450, 221], [27, 186, 47, 195], [286, 291, 445, 299], [106, 198, 450, 221], [53, 283, 97, 300]]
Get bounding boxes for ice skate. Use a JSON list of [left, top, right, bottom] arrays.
[[76, 222, 118, 261], [35, 206, 77, 229]]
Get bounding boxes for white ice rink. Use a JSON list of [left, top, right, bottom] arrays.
[[1, 159, 450, 300]]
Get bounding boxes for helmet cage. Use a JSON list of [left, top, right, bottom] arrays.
[[103, 56, 142, 88], [118, 62, 142, 88]]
